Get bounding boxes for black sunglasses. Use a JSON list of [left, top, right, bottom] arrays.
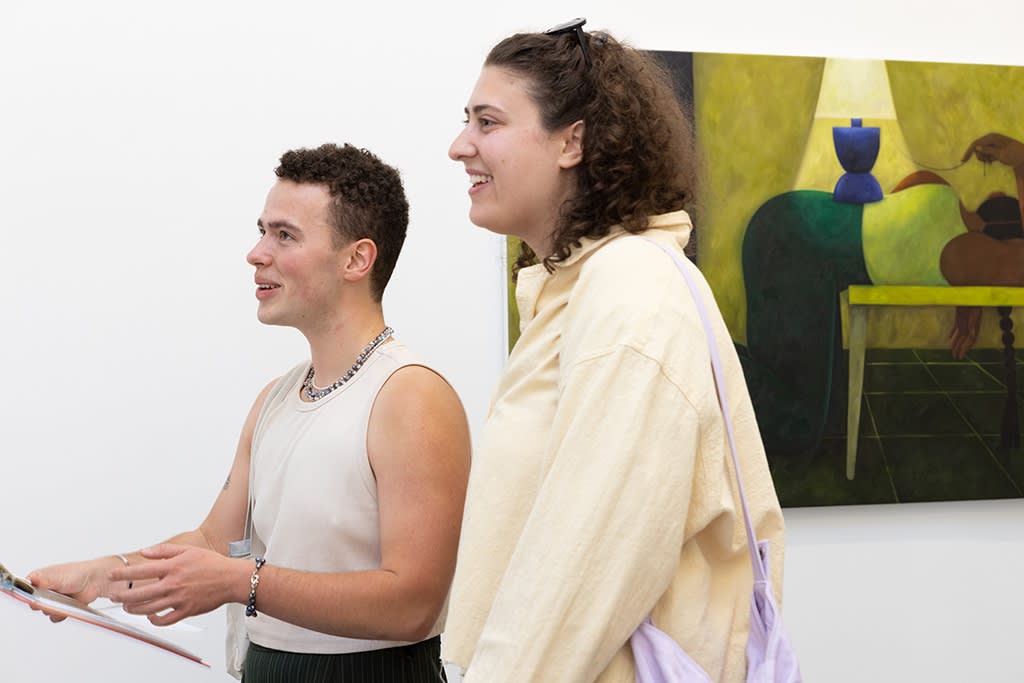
[[544, 17, 591, 67]]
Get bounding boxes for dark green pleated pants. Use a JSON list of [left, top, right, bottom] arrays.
[[242, 637, 447, 683]]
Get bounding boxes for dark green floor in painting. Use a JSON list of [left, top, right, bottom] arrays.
[[770, 348, 1024, 507]]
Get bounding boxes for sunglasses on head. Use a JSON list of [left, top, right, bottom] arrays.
[[544, 17, 591, 67]]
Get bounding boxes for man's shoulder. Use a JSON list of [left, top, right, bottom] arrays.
[[256, 362, 306, 410], [367, 353, 468, 465], [373, 345, 459, 418], [274, 361, 309, 392], [375, 341, 424, 368]]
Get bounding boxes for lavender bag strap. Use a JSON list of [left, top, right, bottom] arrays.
[[637, 237, 766, 585]]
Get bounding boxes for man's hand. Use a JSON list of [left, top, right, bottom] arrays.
[[27, 558, 121, 621], [962, 133, 1024, 171], [109, 544, 246, 627]]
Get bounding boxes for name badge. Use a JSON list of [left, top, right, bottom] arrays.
[[227, 538, 252, 558]]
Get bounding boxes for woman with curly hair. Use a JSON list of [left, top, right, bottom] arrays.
[[443, 19, 786, 683]]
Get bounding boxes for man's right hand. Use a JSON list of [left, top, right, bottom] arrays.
[[26, 558, 121, 621]]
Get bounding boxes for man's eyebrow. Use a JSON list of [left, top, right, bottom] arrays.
[[256, 218, 302, 231]]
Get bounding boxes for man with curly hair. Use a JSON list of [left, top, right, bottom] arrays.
[[28, 143, 471, 682]]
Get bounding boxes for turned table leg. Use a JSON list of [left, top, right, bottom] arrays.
[[998, 306, 1019, 448]]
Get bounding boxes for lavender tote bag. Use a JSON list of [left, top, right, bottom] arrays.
[[629, 238, 801, 683]]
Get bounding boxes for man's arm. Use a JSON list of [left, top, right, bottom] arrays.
[[113, 366, 472, 640], [191, 378, 277, 555]]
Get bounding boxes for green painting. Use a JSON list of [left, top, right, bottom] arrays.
[[507, 52, 1024, 507]]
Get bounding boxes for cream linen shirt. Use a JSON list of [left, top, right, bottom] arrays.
[[443, 211, 785, 682]]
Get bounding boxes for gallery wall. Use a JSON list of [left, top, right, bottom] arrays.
[[2, 1, 1022, 681]]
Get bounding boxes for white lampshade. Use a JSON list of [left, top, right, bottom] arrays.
[[814, 58, 898, 120]]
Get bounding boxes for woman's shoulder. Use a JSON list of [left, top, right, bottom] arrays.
[[571, 211, 693, 275], [579, 231, 689, 299], [565, 233, 700, 354]]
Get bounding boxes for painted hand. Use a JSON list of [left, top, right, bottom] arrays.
[[949, 306, 982, 360], [961, 133, 1024, 171]]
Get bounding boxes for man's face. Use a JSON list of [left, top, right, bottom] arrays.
[[247, 180, 347, 331]]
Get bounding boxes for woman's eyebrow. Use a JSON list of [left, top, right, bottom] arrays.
[[467, 104, 504, 116]]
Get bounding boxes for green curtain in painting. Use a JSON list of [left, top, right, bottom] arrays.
[[692, 53, 825, 343]]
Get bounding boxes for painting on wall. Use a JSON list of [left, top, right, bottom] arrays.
[[505, 51, 1024, 507]]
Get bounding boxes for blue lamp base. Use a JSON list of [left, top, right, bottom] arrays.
[[833, 171, 883, 204], [832, 118, 883, 205]]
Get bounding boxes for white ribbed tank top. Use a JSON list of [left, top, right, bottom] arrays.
[[246, 340, 443, 653]]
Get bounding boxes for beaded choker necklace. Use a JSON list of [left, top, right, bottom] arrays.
[[302, 326, 393, 401]]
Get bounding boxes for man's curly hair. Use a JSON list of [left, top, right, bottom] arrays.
[[275, 143, 409, 301], [485, 29, 698, 272]]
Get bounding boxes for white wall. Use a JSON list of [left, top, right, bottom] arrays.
[[1, 1, 1021, 681]]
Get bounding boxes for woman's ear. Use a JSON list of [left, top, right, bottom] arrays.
[[557, 120, 585, 169], [342, 238, 378, 283]]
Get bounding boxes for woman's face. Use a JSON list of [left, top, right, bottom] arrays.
[[449, 66, 582, 255]]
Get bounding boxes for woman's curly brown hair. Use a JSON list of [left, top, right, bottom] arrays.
[[485, 29, 698, 272]]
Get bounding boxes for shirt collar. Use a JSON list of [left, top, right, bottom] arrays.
[[537, 209, 694, 271]]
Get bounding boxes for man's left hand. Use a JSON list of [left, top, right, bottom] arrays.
[[109, 544, 245, 626]]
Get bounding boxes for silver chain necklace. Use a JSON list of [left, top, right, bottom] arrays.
[[302, 326, 394, 401]]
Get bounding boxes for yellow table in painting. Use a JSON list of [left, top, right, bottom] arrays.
[[845, 285, 1024, 480]]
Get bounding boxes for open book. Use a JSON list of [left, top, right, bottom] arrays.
[[0, 561, 208, 667]]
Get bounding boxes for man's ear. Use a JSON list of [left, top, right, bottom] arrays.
[[342, 238, 378, 283], [557, 120, 585, 169]]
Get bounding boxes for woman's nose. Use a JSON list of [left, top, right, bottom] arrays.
[[449, 127, 475, 161]]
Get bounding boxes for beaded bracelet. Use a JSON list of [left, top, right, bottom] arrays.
[[245, 556, 267, 617]]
